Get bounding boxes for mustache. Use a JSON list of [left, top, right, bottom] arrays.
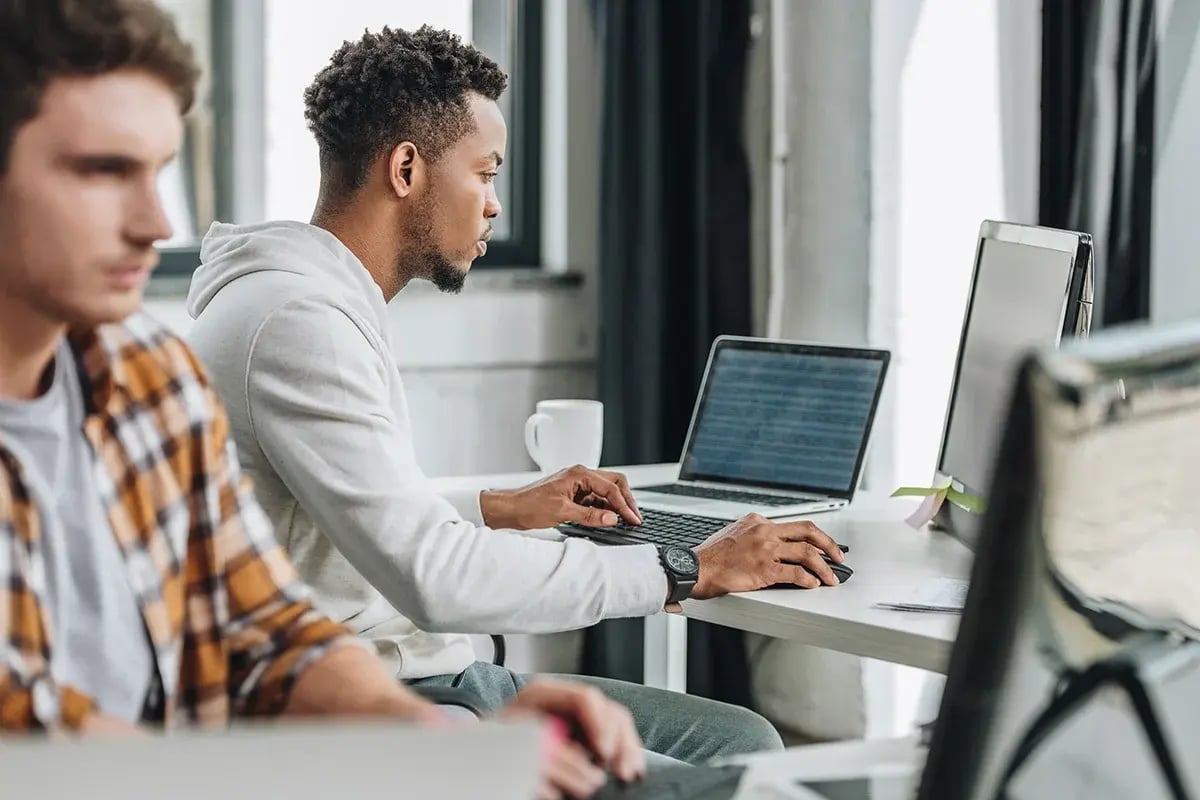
[[480, 226, 493, 243]]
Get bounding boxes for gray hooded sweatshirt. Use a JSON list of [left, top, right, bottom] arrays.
[[186, 221, 666, 680]]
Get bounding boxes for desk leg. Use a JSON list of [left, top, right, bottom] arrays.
[[643, 613, 688, 692]]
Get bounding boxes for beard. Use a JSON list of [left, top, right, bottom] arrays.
[[400, 196, 469, 295], [407, 246, 466, 294], [428, 255, 468, 294]]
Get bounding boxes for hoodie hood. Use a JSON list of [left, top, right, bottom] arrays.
[[187, 220, 388, 325]]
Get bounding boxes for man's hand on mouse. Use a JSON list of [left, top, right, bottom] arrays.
[[690, 514, 845, 598]]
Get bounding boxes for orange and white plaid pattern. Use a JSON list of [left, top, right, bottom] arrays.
[[0, 314, 355, 732]]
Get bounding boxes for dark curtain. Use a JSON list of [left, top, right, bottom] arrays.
[[581, 0, 756, 708], [1040, 0, 1156, 326]]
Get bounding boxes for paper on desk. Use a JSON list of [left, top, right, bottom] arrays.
[[875, 578, 969, 613], [901, 490, 946, 529]]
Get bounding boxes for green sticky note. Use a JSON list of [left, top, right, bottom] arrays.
[[891, 486, 943, 498], [892, 473, 986, 515], [945, 487, 987, 514]]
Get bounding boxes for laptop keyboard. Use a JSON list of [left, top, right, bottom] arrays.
[[639, 483, 806, 507], [560, 508, 731, 548]]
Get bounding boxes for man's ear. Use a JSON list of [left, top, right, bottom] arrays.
[[388, 141, 422, 199]]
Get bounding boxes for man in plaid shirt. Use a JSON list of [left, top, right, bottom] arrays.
[[0, 2, 643, 796]]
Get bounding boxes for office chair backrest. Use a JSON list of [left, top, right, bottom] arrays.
[[919, 320, 1200, 800]]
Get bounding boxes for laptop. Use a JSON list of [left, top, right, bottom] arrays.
[[559, 337, 889, 548], [638, 337, 889, 519]]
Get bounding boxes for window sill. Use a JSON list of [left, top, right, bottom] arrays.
[[398, 268, 585, 294], [145, 267, 585, 299]]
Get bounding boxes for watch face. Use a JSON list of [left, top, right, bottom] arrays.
[[665, 546, 698, 574]]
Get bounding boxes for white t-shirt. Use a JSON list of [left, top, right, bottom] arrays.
[[0, 341, 154, 722]]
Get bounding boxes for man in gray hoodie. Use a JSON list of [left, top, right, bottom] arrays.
[[187, 26, 847, 766]]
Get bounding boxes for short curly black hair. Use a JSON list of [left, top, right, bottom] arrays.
[[0, 0, 198, 174], [303, 25, 508, 199]]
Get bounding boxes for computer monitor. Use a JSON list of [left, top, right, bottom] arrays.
[[918, 321, 1200, 800], [933, 220, 1094, 547]]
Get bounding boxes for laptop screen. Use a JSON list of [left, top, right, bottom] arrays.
[[679, 340, 889, 497]]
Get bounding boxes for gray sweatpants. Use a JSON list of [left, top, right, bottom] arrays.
[[409, 661, 783, 768]]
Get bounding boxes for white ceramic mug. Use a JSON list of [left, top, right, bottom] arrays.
[[524, 400, 604, 474]]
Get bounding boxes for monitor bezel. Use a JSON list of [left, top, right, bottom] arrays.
[[932, 221, 1093, 541]]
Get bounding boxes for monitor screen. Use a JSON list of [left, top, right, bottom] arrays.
[[937, 232, 1087, 546], [680, 343, 888, 496]]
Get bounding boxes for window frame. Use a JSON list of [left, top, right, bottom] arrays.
[[155, 0, 543, 276]]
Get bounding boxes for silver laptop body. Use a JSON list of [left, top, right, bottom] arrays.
[[635, 336, 890, 520]]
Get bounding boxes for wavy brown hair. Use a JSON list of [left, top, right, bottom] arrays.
[[0, 0, 198, 173]]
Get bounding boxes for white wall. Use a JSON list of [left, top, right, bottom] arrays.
[[1153, 0, 1200, 323], [776, 1, 872, 348]]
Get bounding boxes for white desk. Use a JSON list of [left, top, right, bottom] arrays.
[[728, 735, 924, 799], [431, 464, 973, 692]]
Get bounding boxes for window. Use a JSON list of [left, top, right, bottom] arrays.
[[156, 0, 542, 275]]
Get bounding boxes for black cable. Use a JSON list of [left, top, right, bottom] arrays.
[[490, 634, 507, 667]]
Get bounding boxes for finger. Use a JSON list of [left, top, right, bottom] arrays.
[[779, 521, 844, 561], [775, 563, 822, 589], [570, 493, 610, 510], [597, 470, 642, 524], [570, 472, 639, 526], [608, 706, 646, 783], [545, 743, 606, 799], [782, 542, 840, 585], [560, 502, 621, 528], [577, 693, 620, 766], [516, 682, 620, 765], [538, 782, 562, 800]]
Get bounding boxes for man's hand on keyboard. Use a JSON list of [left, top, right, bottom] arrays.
[[690, 514, 846, 598], [480, 465, 643, 531]]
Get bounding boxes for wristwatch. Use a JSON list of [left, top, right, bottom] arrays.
[[658, 545, 700, 605]]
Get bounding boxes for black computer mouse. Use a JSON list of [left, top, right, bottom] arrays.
[[769, 554, 853, 589]]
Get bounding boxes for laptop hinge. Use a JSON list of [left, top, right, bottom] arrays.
[[675, 479, 832, 501]]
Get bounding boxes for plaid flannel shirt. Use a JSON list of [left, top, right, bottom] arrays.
[[0, 314, 356, 731]]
